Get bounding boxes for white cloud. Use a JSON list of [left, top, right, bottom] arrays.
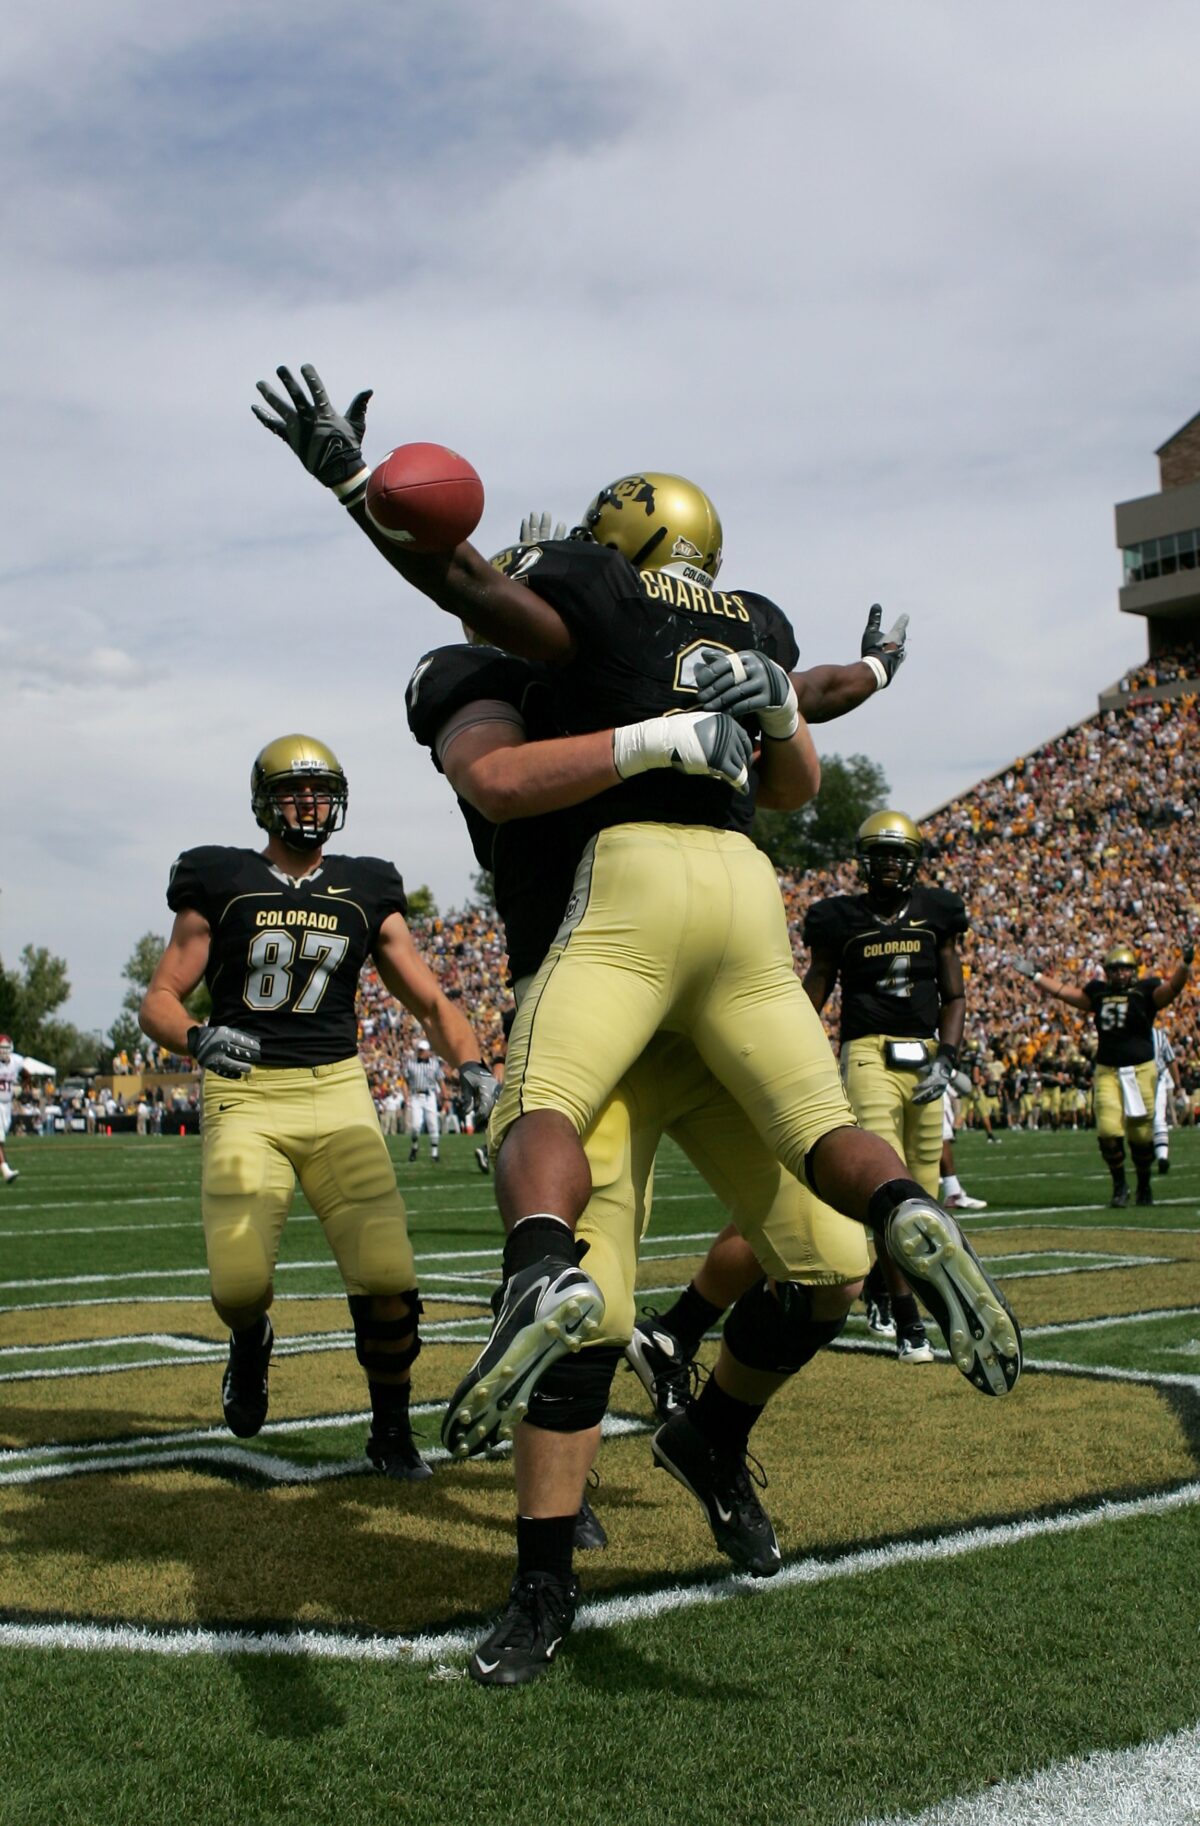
[[3, 0, 1199, 1029]]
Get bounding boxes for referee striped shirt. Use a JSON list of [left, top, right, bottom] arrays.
[[405, 1056, 443, 1096]]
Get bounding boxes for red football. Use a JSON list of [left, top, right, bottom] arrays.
[[364, 442, 484, 551]]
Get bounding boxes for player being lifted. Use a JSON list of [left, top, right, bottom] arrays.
[[139, 735, 500, 1479], [1011, 939, 1193, 1207]]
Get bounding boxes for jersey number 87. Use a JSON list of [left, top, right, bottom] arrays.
[[244, 927, 350, 1012]]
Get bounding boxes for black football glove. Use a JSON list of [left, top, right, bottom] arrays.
[[912, 1052, 955, 1106], [252, 363, 373, 505], [458, 1061, 501, 1125], [188, 1024, 261, 1079], [693, 648, 800, 739], [860, 604, 909, 688], [1183, 939, 1195, 966]]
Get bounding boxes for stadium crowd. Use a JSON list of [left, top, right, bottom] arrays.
[[372, 652, 1200, 1119]]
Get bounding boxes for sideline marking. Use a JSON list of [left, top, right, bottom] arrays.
[[1, 1479, 1196, 1663]]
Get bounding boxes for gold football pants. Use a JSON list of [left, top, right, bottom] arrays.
[[839, 1035, 942, 1196], [493, 824, 856, 1184], [1093, 1061, 1158, 1144], [576, 1033, 871, 1347], [200, 1056, 413, 1310]]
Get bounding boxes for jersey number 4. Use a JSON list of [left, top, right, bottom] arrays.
[[244, 928, 350, 1013]]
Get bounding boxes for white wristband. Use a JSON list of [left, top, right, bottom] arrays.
[[332, 466, 370, 504], [863, 655, 888, 691]]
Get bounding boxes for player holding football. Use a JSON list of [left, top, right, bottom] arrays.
[[254, 368, 1021, 1524], [139, 734, 500, 1480], [1011, 939, 1193, 1207], [0, 1036, 24, 1183]]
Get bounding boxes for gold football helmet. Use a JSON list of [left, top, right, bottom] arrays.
[[579, 473, 723, 585], [252, 734, 348, 852], [856, 810, 923, 894], [1103, 942, 1138, 984]]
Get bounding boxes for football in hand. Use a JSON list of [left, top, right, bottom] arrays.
[[364, 443, 485, 551]]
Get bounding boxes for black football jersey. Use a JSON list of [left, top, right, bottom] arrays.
[[803, 884, 969, 1044], [405, 644, 587, 984], [514, 540, 799, 842], [167, 847, 407, 1066], [1083, 977, 1161, 1066]]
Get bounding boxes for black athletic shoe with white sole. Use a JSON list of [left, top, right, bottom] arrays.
[[469, 1571, 579, 1686], [651, 1409, 782, 1578], [441, 1258, 605, 1458], [624, 1316, 693, 1422], [884, 1199, 1021, 1396], [573, 1497, 607, 1551], [864, 1291, 896, 1340], [221, 1316, 273, 1438], [366, 1421, 433, 1482]]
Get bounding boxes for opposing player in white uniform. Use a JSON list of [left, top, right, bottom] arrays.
[[405, 1039, 444, 1164], [0, 1037, 25, 1182]]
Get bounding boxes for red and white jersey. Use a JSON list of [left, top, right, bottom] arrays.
[[0, 1053, 25, 1105]]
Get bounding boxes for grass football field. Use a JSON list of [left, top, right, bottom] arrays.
[[1, 1125, 1198, 1826]]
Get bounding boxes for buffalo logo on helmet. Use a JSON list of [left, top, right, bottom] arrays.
[[580, 472, 723, 585], [251, 734, 348, 853], [856, 810, 924, 897]]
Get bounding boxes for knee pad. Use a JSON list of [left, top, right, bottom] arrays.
[[348, 1290, 422, 1378], [324, 1126, 398, 1202], [1099, 1137, 1126, 1165], [206, 1222, 272, 1312], [526, 1345, 622, 1433], [723, 1278, 848, 1376]]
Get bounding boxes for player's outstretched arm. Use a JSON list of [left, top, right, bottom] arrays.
[[372, 914, 497, 1077], [1153, 938, 1193, 1008], [793, 606, 910, 725], [253, 363, 573, 664], [1010, 957, 1091, 1011]]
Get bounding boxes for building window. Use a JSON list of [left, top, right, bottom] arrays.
[[1124, 526, 1200, 584]]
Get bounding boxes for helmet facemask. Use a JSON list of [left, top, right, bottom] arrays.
[[855, 811, 923, 905]]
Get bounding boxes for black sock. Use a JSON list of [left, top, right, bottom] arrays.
[[368, 1379, 411, 1433], [503, 1216, 577, 1277], [892, 1294, 921, 1332], [690, 1377, 763, 1458], [867, 1178, 928, 1230], [659, 1284, 724, 1355], [230, 1314, 270, 1352], [516, 1513, 576, 1584], [863, 1259, 888, 1303]]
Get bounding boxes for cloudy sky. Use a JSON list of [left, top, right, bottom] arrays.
[[4, 0, 1198, 1035]]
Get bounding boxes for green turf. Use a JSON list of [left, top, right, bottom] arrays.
[[1, 1125, 1198, 1824]]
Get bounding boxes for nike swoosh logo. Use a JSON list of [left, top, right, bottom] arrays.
[[327, 886, 353, 895], [650, 1331, 678, 1357], [714, 1499, 733, 1524], [474, 1655, 500, 1675], [546, 1637, 562, 1657], [218, 1103, 236, 1112]]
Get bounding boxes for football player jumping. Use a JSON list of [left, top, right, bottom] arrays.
[[404, 583, 904, 1680], [139, 735, 501, 1480], [0, 1035, 25, 1183], [1011, 939, 1193, 1207]]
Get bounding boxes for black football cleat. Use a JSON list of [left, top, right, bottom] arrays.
[[1109, 1182, 1131, 1209], [441, 1258, 605, 1458], [573, 1498, 607, 1551], [864, 1289, 896, 1340], [884, 1199, 1021, 1396], [469, 1571, 579, 1686], [1135, 1184, 1154, 1208], [475, 1146, 491, 1174], [221, 1316, 273, 1438], [1157, 1157, 1170, 1176], [366, 1421, 433, 1482], [624, 1315, 693, 1422], [651, 1409, 782, 1578]]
